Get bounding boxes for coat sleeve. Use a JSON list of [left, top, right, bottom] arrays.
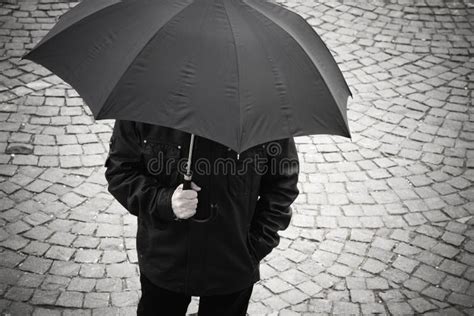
[[248, 137, 299, 263], [104, 120, 177, 224]]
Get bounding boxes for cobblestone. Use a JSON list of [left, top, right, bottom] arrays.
[[1, 0, 473, 315]]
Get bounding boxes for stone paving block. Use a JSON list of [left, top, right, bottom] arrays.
[[313, 273, 338, 289], [44, 245, 75, 261], [381, 267, 410, 284], [262, 295, 291, 310], [392, 255, 419, 274], [263, 277, 293, 294], [441, 275, 470, 293], [411, 234, 438, 250], [84, 292, 110, 309], [90, 307, 118, 316], [124, 276, 140, 292], [267, 256, 293, 272], [105, 263, 137, 278], [30, 289, 60, 305], [41, 275, 71, 292], [96, 278, 123, 293], [350, 289, 375, 303], [407, 297, 437, 313], [67, 277, 96, 293], [23, 226, 53, 241], [5, 220, 30, 235], [279, 268, 308, 286], [421, 285, 448, 302], [33, 307, 63, 316], [318, 240, 344, 254], [445, 221, 468, 234], [438, 258, 467, 276], [73, 236, 100, 249], [367, 246, 394, 263], [333, 301, 359, 314], [12, 154, 39, 165], [464, 267, 474, 282], [59, 156, 83, 168], [5, 286, 34, 302], [3, 301, 34, 316], [0, 249, 25, 268], [59, 192, 86, 208], [387, 301, 414, 314], [56, 291, 84, 308], [19, 256, 52, 274], [279, 288, 309, 305], [75, 249, 102, 264], [413, 264, 446, 285], [349, 229, 374, 242], [296, 280, 323, 297], [326, 264, 353, 278], [49, 261, 80, 277], [95, 223, 123, 238], [337, 253, 364, 268], [16, 272, 44, 288], [367, 277, 390, 291], [46, 229, 75, 244], [308, 299, 331, 313], [360, 302, 386, 314], [361, 258, 386, 274], [431, 242, 460, 258], [79, 264, 106, 279], [312, 249, 338, 268], [415, 250, 444, 267], [38, 155, 59, 167], [447, 293, 473, 307], [328, 287, 348, 301]]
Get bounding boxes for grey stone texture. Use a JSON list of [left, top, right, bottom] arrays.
[[0, 0, 473, 314]]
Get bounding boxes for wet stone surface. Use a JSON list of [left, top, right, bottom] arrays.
[[0, 0, 473, 315]]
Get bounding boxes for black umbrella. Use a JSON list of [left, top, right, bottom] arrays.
[[22, 0, 352, 220]]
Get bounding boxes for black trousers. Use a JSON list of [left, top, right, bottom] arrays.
[[137, 274, 254, 316]]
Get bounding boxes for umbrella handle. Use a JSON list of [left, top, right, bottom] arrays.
[[183, 174, 192, 190], [190, 204, 217, 223], [182, 173, 217, 223]]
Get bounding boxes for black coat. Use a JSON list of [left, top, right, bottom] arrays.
[[104, 120, 299, 296]]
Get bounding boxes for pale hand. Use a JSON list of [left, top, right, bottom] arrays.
[[171, 182, 201, 219]]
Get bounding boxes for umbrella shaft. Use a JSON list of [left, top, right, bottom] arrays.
[[186, 134, 195, 176]]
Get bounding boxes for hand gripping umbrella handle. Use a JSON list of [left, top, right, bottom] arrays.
[[179, 134, 216, 223]]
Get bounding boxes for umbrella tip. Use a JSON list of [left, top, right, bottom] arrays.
[[19, 50, 31, 61]]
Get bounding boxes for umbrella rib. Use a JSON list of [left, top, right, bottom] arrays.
[[97, 1, 194, 118], [222, 0, 242, 151], [243, 0, 351, 136], [240, 6, 293, 138]]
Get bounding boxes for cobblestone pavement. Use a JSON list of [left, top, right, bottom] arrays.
[[1, 0, 473, 315]]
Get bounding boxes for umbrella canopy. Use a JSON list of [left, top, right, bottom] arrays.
[[22, 0, 352, 153]]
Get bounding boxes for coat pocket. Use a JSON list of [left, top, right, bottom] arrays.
[[142, 139, 182, 187]]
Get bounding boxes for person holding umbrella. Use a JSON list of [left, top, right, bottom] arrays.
[[21, 0, 352, 315], [104, 121, 299, 315]]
